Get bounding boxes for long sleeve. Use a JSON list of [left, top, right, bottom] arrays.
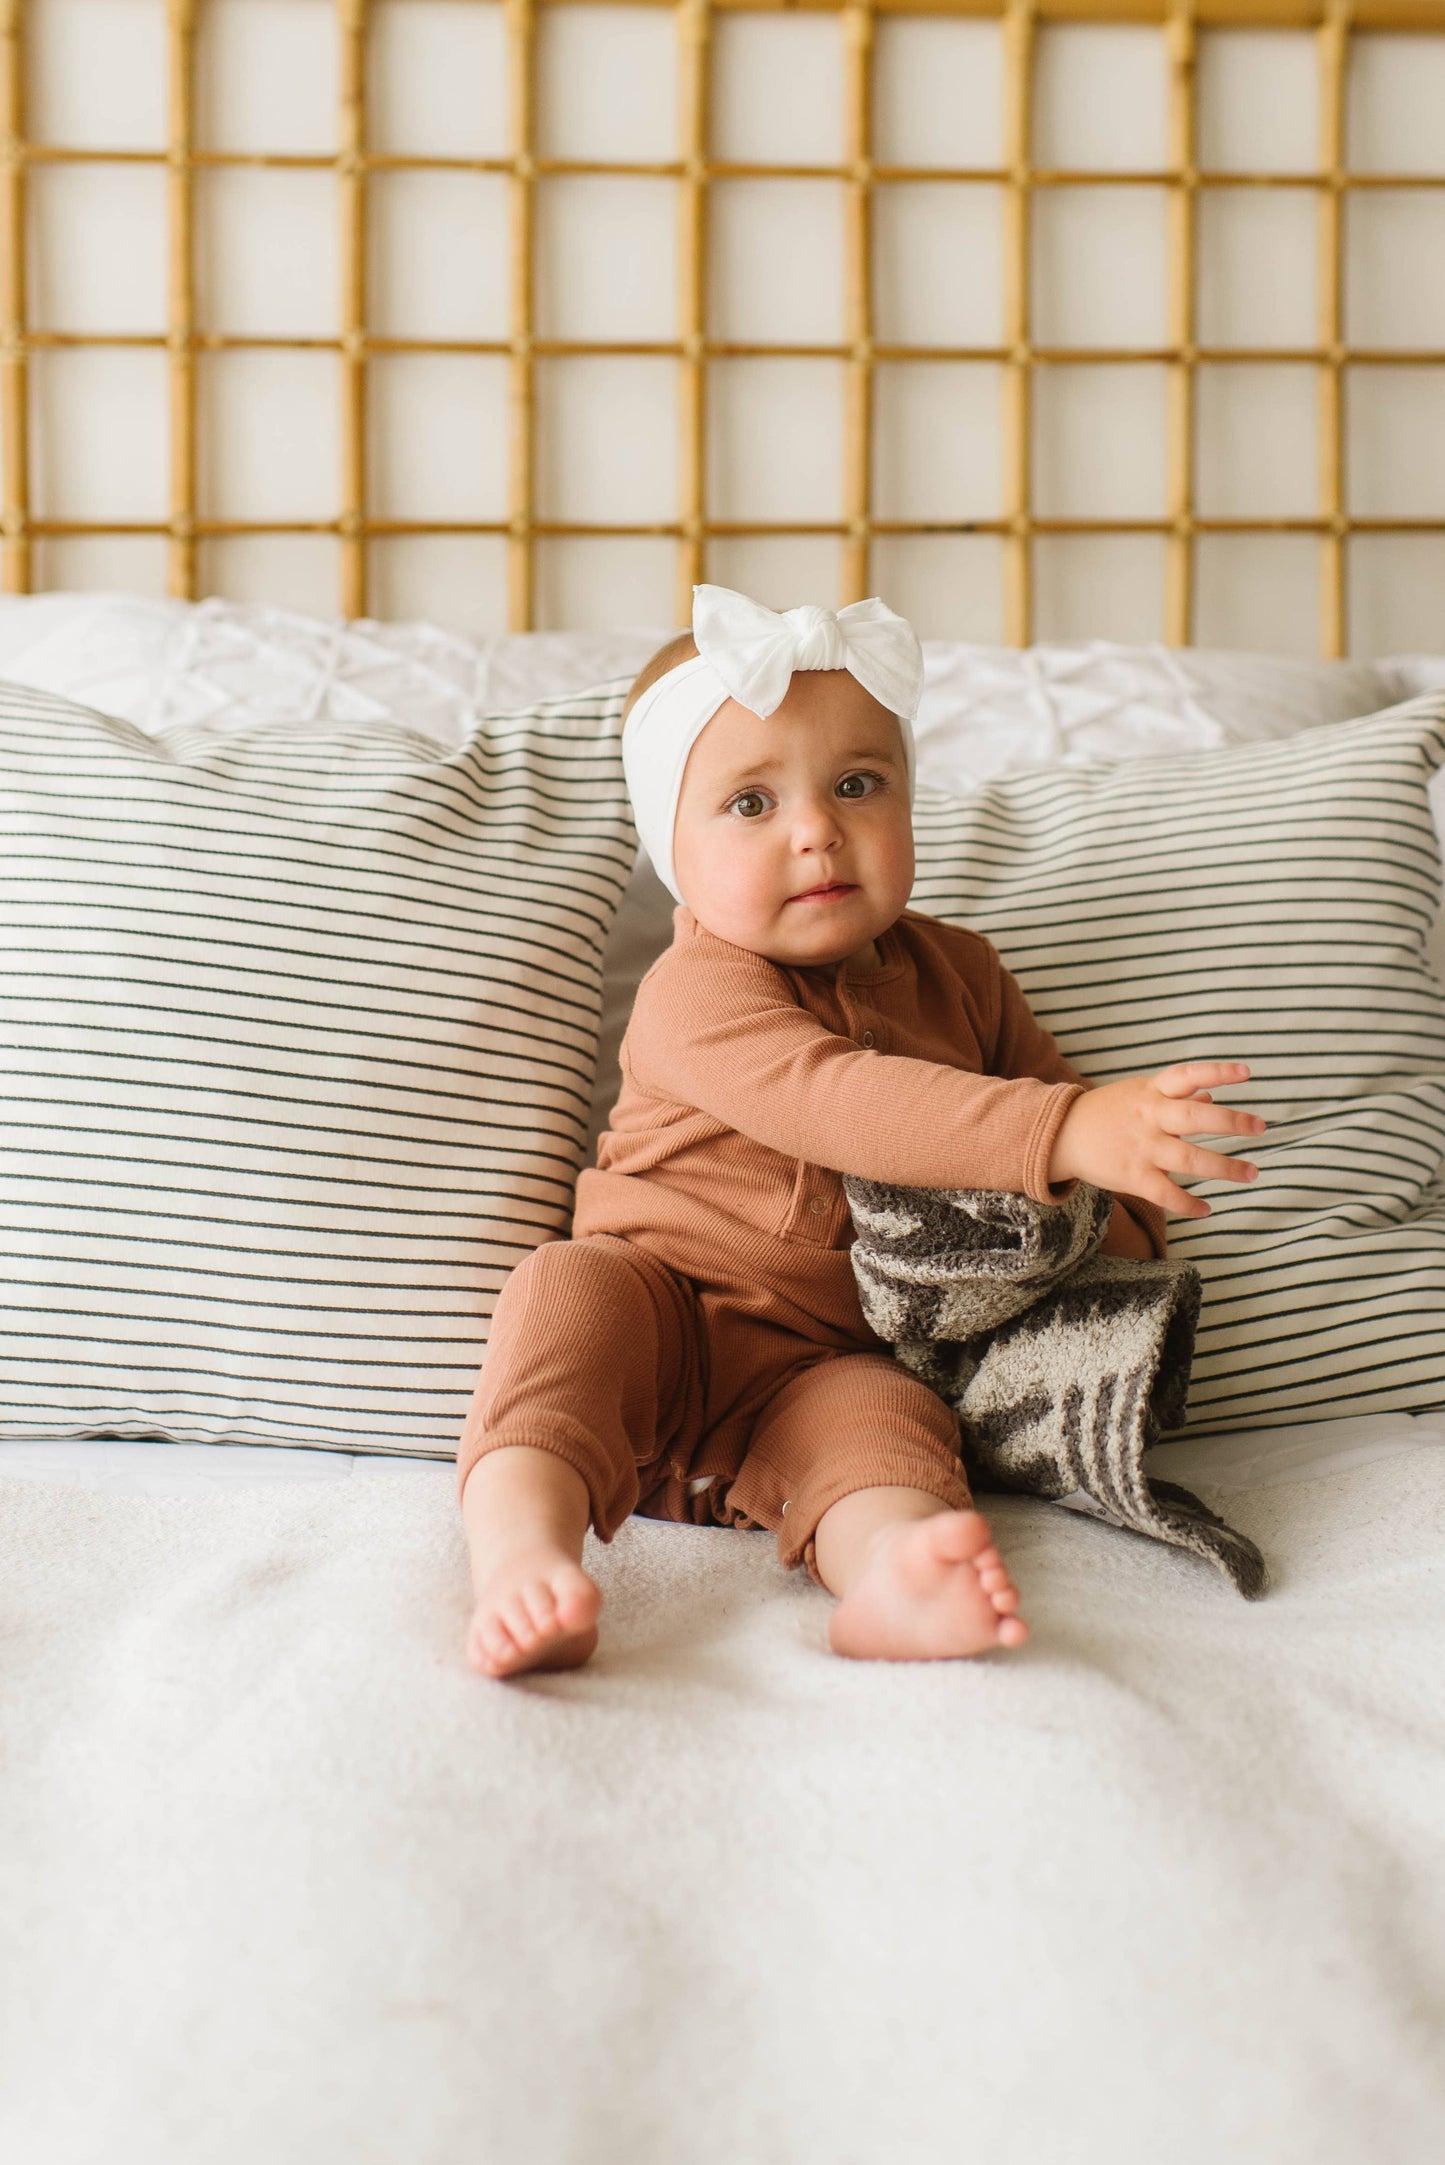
[[625, 936, 1085, 1203]]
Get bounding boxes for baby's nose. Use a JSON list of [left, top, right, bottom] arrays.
[[794, 800, 844, 842]]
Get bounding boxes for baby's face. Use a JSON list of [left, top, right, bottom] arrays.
[[670, 669, 915, 971]]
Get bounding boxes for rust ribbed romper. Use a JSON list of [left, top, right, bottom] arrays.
[[456, 907, 1166, 1586]]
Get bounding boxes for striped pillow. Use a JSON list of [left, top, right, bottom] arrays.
[[909, 696, 1445, 1435], [0, 677, 634, 1457]]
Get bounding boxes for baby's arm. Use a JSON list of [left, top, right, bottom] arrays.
[[628, 942, 1083, 1201]]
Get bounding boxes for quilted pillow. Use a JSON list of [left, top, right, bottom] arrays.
[[0, 677, 634, 1457], [909, 696, 1445, 1435]]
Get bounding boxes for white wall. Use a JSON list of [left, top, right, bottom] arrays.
[[20, 0, 1445, 652]]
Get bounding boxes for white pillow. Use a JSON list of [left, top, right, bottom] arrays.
[[0, 596, 1405, 775], [913, 638, 1405, 795], [908, 696, 1445, 1435], [0, 592, 667, 754], [0, 677, 634, 1456]]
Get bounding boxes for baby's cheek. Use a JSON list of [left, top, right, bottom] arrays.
[[707, 845, 775, 923], [876, 809, 916, 885], [676, 827, 761, 920]]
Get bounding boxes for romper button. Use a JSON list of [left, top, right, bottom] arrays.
[[861, 1030, 875, 1047], [809, 1195, 828, 1214]]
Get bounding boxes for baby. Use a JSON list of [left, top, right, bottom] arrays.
[[457, 585, 1265, 1678]]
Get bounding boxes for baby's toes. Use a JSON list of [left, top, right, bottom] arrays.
[[553, 1565, 602, 1630], [523, 1581, 560, 1635], [976, 1554, 1019, 1602], [932, 1509, 994, 1565], [469, 1615, 517, 1673], [996, 1615, 1029, 1648], [501, 1594, 542, 1649]]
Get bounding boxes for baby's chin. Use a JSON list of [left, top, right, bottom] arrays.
[[685, 893, 890, 967]]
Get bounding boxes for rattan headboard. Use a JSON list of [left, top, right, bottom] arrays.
[[1, 0, 1442, 651]]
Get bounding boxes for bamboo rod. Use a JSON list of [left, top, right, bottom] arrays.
[[1317, 0, 1349, 657], [22, 511, 1445, 539], [338, 0, 368, 619], [0, 0, 28, 593], [16, 141, 1445, 190], [506, 0, 537, 632], [13, 327, 1445, 368], [1164, 0, 1197, 645], [166, 0, 196, 600], [677, 0, 710, 621], [1002, 0, 1034, 645], [841, 0, 875, 603], [317, 0, 1445, 27]]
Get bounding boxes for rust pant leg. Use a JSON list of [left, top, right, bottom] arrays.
[[458, 1235, 974, 1591], [711, 1337, 975, 1587], [455, 1233, 704, 1538]]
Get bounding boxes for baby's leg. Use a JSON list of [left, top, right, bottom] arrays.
[[816, 1487, 1027, 1661], [462, 1445, 600, 1679], [731, 1350, 1026, 1661], [457, 1236, 697, 1679]]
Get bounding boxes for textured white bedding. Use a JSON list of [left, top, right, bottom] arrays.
[[2, 1424, 1442, 2165], [0, 1408, 1439, 1497], [0, 590, 1420, 745]]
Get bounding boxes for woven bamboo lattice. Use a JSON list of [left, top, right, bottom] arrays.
[[1, 0, 1443, 650]]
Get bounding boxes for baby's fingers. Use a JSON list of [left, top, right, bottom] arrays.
[[1153, 1060, 1251, 1098], [1167, 1140, 1260, 1187], [1206, 1153, 1260, 1186], [1162, 1100, 1267, 1142], [1141, 1172, 1213, 1219]]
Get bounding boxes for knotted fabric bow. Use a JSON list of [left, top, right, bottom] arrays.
[[622, 583, 924, 902]]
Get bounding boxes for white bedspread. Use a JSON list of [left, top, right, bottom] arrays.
[[2, 1425, 1443, 2165]]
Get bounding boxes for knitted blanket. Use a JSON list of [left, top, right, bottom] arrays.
[[843, 1176, 1269, 1598]]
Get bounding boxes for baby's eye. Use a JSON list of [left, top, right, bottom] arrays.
[[728, 789, 771, 819], [836, 771, 882, 799]]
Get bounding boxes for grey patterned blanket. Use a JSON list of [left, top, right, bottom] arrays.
[[844, 1176, 1269, 1598]]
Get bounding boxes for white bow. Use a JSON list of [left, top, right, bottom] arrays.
[[621, 582, 923, 904], [691, 584, 924, 722]]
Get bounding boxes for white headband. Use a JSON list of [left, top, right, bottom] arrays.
[[622, 583, 924, 902]]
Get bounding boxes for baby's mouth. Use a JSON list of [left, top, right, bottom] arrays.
[[790, 881, 857, 902]]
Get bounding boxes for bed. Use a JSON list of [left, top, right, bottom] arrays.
[[3, 4, 1445, 2162]]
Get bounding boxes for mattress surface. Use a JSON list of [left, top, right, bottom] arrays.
[[2, 1423, 1441, 2165], [0, 1406, 1438, 1495]]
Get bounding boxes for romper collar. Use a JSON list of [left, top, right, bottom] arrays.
[[836, 918, 907, 988]]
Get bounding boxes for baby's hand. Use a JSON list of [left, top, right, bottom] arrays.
[[1049, 1061, 1267, 1220]]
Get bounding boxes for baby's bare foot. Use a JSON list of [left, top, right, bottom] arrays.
[[828, 1509, 1028, 1662], [466, 1546, 602, 1679]]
